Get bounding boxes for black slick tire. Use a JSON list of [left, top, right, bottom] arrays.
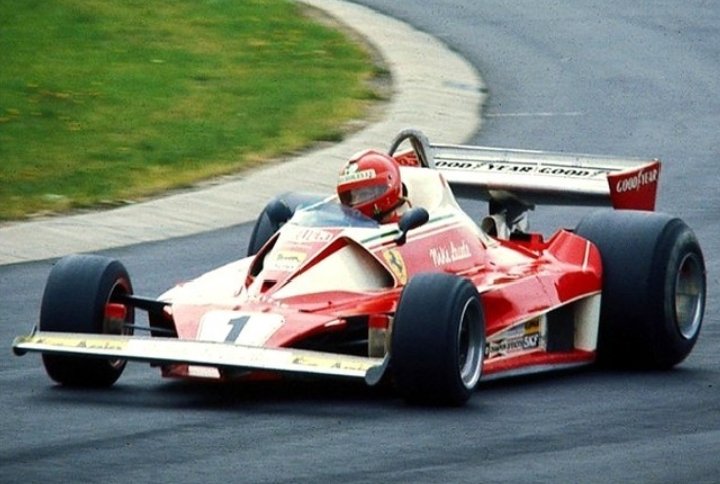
[[40, 254, 134, 386], [391, 273, 485, 406], [575, 210, 706, 369]]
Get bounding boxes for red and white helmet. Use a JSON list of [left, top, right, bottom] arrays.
[[337, 150, 402, 219]]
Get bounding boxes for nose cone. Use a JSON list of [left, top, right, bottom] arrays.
[[171, 301, 343, 350]]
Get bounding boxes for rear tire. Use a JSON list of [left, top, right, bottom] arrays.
[[247, 192, 326, 256], [391, 273, 485, 406], [575, 210, 705, 369], [40, 255, 134, 386]]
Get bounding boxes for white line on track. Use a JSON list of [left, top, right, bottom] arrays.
[[485, 112, 583, 117]]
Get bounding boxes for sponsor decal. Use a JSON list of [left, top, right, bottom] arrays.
[[285, 227, 334, 244], [291, 354, 372, 372], [435, 160, 606, 179], [485, 334, 540, 357], [607, 161, 660, 211], [524, 317, 540, 332], [338, 168, 375, 185], [614, 167, 658, 193], [382, 248, 407, 284], [429, 240, 471, 266], [485, 318, 543, 359], [32, 335, 127, 351], [268, 250, 307, 271], [393, 152, 420, 167]]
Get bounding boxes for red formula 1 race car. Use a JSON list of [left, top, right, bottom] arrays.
[[13, 129, 706, 406]]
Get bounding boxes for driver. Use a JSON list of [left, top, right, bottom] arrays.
[[337, 150, 409, 223]]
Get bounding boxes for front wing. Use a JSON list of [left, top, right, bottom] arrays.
[[13, 331, 387, 384]]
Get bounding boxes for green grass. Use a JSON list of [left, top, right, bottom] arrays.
[[0, 0, 382, 220]]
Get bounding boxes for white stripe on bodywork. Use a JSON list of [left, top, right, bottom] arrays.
[[582, 241, 592, 271], [574, 294, 601, 351]]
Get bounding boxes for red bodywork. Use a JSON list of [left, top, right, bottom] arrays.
[[11, 131, 668, 397], [158, 174, 603, 382]]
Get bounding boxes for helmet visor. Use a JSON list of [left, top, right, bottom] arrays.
[[339, 184, 387, 207]]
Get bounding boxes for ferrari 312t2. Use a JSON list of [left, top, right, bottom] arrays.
[[13, 129, 706, 406]]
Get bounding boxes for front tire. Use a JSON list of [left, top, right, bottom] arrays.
[[40, 255, 134, 386], [391, 273, 485, 406], [575, 210, 706, 369]]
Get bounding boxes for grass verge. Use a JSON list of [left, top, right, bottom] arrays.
[[0, 0, 385, 221]]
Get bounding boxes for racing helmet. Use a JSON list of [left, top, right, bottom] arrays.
[[337, 150, 402, 219]]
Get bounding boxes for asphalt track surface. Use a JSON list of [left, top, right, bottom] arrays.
[[2, 2, 718, 483]]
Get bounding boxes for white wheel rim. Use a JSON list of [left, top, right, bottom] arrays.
[[457, 298, 483, 389], [674, 253, 704, 340]]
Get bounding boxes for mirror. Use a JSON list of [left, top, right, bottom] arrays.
[[395, 207, 429, 245], [266, 198, 293, 226]]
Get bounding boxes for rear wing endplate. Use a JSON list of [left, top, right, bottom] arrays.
[[389, 129, 661, 211]]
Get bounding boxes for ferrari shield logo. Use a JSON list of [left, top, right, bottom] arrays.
[[383, 248, 407, 285]]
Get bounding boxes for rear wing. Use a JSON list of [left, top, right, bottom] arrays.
[[389, 129, 661, 211]]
